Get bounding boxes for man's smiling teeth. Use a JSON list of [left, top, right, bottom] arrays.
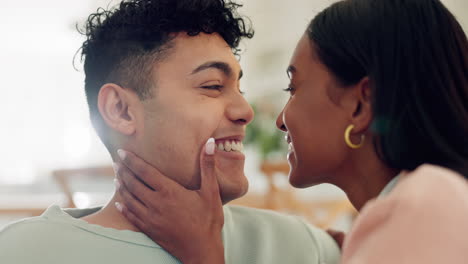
[[217, 140, 244, 152]]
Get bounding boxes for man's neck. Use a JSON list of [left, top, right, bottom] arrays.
[[81, 192, 141, 232]]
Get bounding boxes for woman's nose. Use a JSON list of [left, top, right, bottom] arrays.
[[276, 109, 287, 132]]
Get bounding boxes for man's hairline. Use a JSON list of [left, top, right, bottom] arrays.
[[139, 32, 244, 100]]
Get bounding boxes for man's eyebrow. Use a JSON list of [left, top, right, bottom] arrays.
[[191, 61, 243, 80]]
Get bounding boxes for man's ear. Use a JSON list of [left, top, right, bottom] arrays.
[[97, 83, 138, 136], [348, 77, 373, 133]]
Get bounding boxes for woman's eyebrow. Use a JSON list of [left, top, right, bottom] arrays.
[[287, 65, 296, 79]]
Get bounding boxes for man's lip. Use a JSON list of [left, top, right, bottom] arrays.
[[217, 149, 245, 160], [285, 134, 291, 144]]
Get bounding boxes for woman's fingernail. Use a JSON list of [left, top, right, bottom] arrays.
[[205, 138, 215, 155], [115, 202, 123, 212], [114, 179, 120, 190], [117, 149, 126, 160], [112, 163, 119, 175]]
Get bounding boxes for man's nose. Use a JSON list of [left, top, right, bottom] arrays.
[[226, 94, 254, 125]]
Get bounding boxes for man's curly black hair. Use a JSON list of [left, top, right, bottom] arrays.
[[80, 0, 254, 138]]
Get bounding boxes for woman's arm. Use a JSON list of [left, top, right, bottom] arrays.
[[114, 139, 225, 264]]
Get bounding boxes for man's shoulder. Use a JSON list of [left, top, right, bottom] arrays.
[[224, 205, 330, 240], [1, 205, 77, 236], [0, 213, 81, 252], [0, 214, 71, 261], [1, 215, 54, 238], [0, 205, 94, 252], [225, 204, 296, 219], [223, 205, 341, 264], [0, 206, 175, 264], [225, 205, 305, 228]]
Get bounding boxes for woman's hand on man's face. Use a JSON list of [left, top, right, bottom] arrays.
[[113, 138, 225, 264]]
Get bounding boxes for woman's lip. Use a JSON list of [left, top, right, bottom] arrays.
[[287, 142, 295, 159], [288, 142, 294, 151], [287, 149, 295, 160]]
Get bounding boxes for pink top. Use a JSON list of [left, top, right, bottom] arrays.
[[341, 164, 468, 264]]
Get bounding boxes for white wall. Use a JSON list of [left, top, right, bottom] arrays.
[[0, 0, 466, 184], [240, 0, 468, 100]]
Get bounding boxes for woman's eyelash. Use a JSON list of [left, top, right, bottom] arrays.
[[283, 86, 295, 93]]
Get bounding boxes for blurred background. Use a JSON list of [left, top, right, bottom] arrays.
[[0, 0, 467, 231]]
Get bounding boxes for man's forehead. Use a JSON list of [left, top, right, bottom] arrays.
[[153, 32, 242, 78]]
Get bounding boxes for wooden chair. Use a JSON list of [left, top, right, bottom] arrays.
[[1, 161, 356, 229], [0, 166, 114, 218], [0, 208, 48, 217], [231, 160, 357, 228], [52, 166, 115, 208], [52, 162, 357, 228]]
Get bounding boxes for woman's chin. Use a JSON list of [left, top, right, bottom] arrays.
[[289, 176, 310, 188], [288, 167, 325, 188], [288, 168, 309, 188]]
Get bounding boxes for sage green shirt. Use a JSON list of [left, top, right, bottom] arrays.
[[0, 205, 340, 264]]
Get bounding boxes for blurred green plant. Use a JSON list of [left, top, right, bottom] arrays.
[[244, 102, 288, 161]]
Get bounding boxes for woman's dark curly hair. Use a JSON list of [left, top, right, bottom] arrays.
[[80, 0, 253, 136]]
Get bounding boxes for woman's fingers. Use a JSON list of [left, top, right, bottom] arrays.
[[112, 141, 224, 264], [115, 176, 149, 220], [115, 202, 147, 231], [114, 162, 154, 206], [117, 149, 180, 192], [199, 138, 221, 199]]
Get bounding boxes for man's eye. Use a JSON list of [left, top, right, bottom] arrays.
[[201, 85, 223, 90]]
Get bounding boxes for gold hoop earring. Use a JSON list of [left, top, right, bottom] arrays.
[[344, 124, 365, 149]]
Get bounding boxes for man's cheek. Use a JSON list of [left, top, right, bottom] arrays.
[[189, 111, 224, 138]]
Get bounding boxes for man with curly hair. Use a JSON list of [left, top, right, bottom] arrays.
[[0, 1, 340, 263]]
